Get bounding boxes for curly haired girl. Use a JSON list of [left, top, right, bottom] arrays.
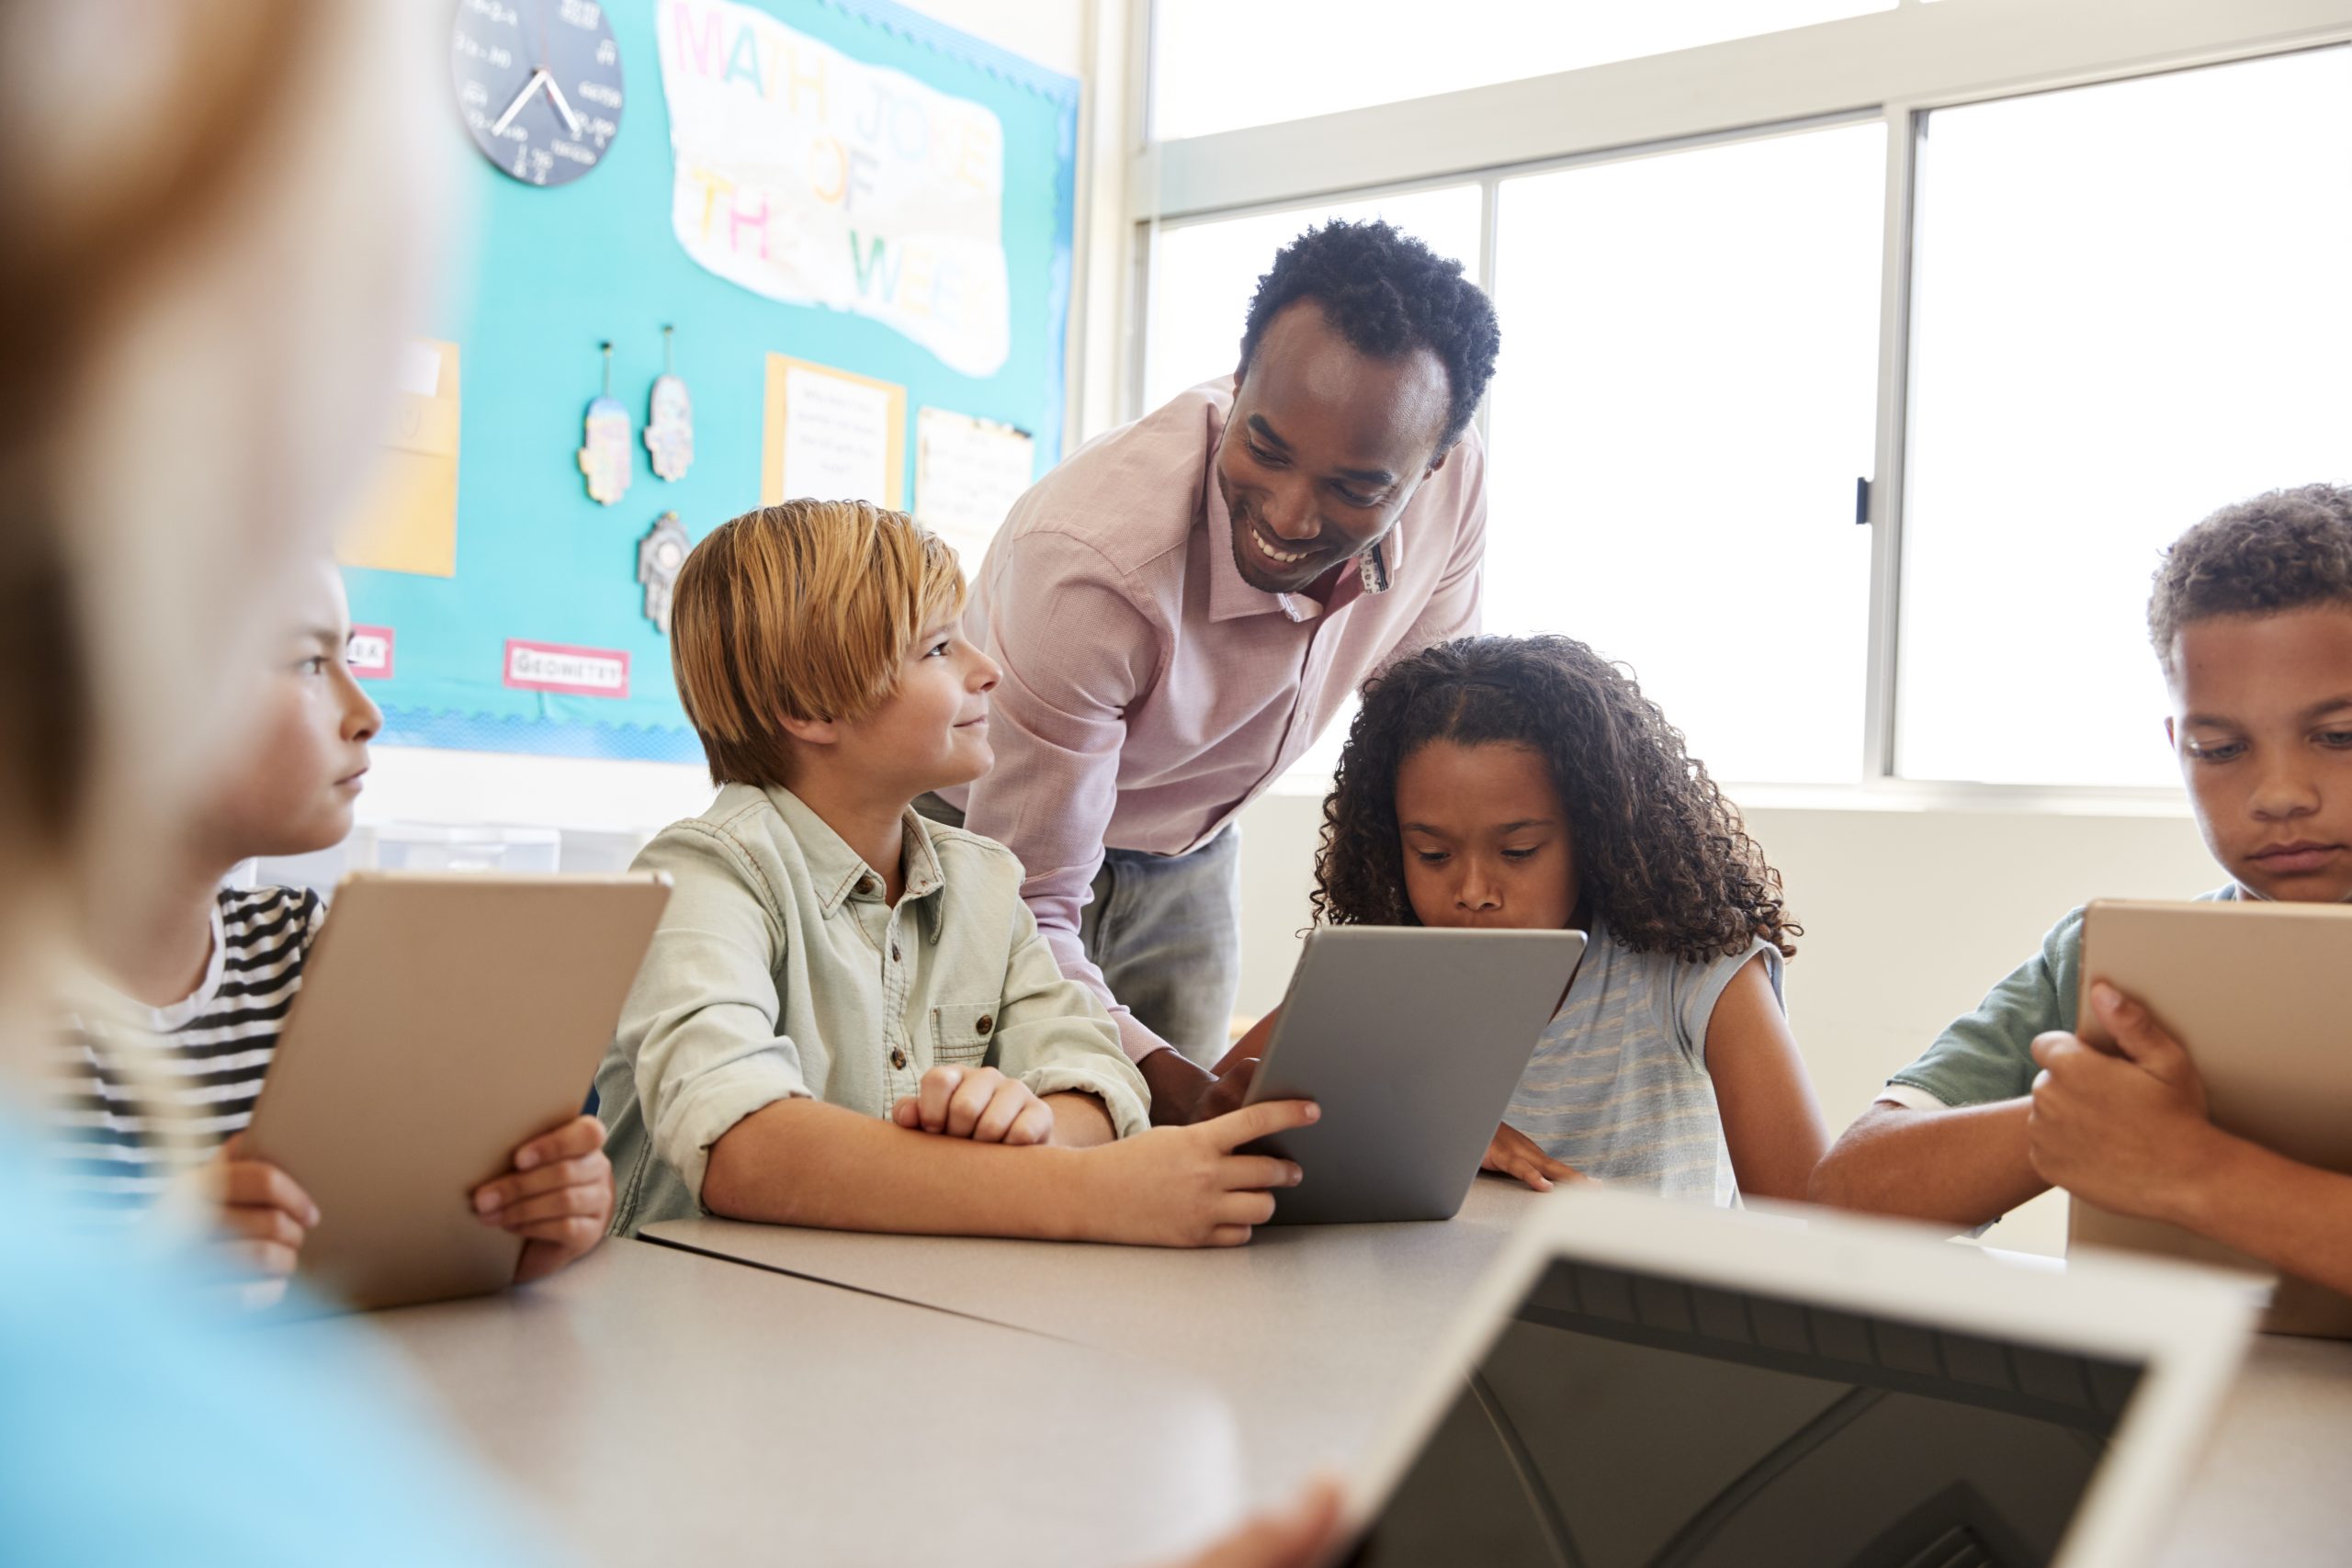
[[1225, 634, 1828, 1202]]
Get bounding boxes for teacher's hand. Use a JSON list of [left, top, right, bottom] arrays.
[[1139, 1048, 1261, 1126]]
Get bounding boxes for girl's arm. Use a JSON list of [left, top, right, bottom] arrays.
[[1705, 954, 1830, 1202]]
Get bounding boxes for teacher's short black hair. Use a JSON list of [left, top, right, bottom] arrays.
[[1237, 219, 1499, 455]]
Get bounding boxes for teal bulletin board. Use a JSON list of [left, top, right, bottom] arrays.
[[355, 0, 1077, 762]]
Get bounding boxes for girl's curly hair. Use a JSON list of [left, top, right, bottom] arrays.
[[1310, 635, 1798, 961]]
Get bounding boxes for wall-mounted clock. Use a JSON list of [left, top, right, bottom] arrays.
[[451, 0, 625, 187]]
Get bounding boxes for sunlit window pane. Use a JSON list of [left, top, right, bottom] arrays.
[[1486, 124, 1885, 784], [1896, 49, 2352, 787], [1152, 0, 1893, 141], [1141, 186, 1484, 416]]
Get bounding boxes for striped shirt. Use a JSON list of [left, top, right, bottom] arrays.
[[1503, 918, 1782, 1204], [47, 886, 322, 1216]]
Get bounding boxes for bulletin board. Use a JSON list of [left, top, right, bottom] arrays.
[[351, 0, 1078, 763]]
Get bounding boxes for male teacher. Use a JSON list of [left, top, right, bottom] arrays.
[[933, 220, 1500, 1123]]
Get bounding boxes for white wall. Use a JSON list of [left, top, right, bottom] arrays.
[[1229, 786, 2223, 1253]]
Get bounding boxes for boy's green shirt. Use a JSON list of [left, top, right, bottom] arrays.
[[1884, 885, 2243, 1109], [594, 784, 1151, 1235]]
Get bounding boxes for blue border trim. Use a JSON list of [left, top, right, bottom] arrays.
[[378, 706, 707, 764], [814, 0, 1082, 107]]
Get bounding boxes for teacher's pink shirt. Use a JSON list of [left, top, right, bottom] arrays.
[[941, 379, 1487, 1063]]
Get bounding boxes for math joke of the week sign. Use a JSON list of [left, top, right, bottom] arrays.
[[655, 0, 1010, 378]]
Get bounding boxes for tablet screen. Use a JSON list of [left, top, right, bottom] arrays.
[[1345, 1256, 2145, 1568]]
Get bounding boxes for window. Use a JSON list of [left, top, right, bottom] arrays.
[[1150, 0, 1895, 142], [1135, 6, 2352, 795], [1140, 186, 1485, 416], [1895, 49, 2352, 787], [1485, 123, 1886, 784]]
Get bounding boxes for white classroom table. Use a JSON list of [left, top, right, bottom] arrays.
[[282, 1180, 2352, 1566], [271, 1238, 1249, 1568], [645, 1171, 1544, 1487], [644, 1177, 2352, 1566]]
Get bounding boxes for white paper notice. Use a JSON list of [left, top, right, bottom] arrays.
[[915, 407, 1035, 565], [781, 365, 894, 504]]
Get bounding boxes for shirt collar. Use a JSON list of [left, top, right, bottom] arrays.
[[770, 787, 949, 938], [1202, 396, 1398, 626]]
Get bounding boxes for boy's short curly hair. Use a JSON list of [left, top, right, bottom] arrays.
[[1238, 219, 1499, 454], [670, 500, 965, 789], [2150, 484, 2352, 675]]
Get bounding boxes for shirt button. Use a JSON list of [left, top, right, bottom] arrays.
[[859, 876, 877, 897], [890, 943, 901, 963], [976, 1014, 993, 1035], [889, 1047, 908, 1070]]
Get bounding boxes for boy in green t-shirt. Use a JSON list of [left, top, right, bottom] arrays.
[[1812, 483, 2352, 1299]]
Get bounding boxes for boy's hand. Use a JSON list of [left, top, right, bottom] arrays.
[[473, 1114, 612, 1283], [207, 1134, 320, 1279], [1080, 1100, 1317, 1247], [2027, 980, 2220, 1223], [1482, 1122, 1587, 1192], [891, 1065, 1055, 1145]]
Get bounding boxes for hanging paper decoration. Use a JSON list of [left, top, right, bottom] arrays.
[[645, 325, 694, 481], [638, 510, 690, 636], [579, 342, 632, 504]]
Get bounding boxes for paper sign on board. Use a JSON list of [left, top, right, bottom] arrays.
[[503, 639, 631, 699], [347, 626, 396, 681], [914, 407, 1033, 567], [655, 0, 1011, 377]]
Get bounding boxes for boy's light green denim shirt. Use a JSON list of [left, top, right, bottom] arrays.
[[595, 783, 1150, 1235]]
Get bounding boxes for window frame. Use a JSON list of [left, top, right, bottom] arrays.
[[1123, 0, 2352, 807]]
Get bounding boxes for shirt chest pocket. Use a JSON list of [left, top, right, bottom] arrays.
[[930, 1001, 1001, 1066]]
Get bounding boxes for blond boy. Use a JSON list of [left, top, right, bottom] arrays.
[[596, 502, 1315, 1244]]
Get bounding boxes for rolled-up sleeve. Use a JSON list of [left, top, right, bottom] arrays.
[[963, 531, 1168, 1062], [616, 824, 813, 1205], [1884, 908, 2084, 1111], [989, 894, 1151, 1138]]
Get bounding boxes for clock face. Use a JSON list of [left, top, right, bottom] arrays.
[[451, 0, 624, 187]]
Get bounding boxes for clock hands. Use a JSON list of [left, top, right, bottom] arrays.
[[488, 67, 549, 138], [488, 65, 583, 141], [542, 74, 584, 139]]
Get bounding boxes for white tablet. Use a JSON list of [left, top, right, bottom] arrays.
[[1239, 926, 1584, 1224], [243, 871, 669, 1312], [2070, 897, 2352, 1336], [1339, 1188, 2254, 1568]]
